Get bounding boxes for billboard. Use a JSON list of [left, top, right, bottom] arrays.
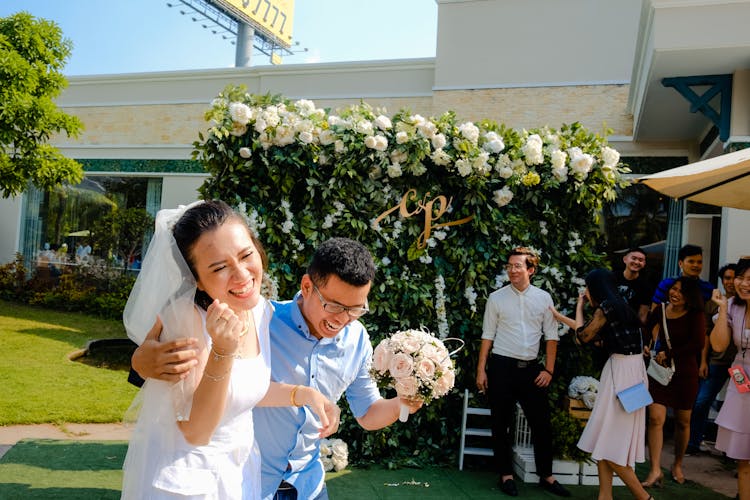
[[209, 0, 294, 48]]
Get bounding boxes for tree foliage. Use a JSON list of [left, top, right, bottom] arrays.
[[0, 12, 83, 198], [194, 85, 630, 464], [91, 207, 154, 266]]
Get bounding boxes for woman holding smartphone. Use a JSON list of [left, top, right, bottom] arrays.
[[710, 258, 750, 500]]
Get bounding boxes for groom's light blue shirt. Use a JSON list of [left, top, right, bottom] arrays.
[[253, 293, 381, 500]]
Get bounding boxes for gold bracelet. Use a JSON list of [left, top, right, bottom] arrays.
[[203, 369, 230, 382], [290, 385, 302, 407], [211, 346, 238, 362]]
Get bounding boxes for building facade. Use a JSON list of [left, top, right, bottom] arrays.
[[2, 0, 749, 280]]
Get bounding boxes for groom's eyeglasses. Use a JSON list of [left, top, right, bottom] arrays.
[[311, 284, 369, 318]]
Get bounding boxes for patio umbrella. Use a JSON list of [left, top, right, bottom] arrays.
[[636, 147, 750, 210]]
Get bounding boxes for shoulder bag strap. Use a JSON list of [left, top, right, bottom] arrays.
[[661, 303, 676, 370]]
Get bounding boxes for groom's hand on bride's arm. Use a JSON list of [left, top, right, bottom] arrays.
[[131, 320, 199, 382]]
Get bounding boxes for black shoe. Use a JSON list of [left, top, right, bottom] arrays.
[[498, 478, 518, 497], [539, 478, 571, 497]]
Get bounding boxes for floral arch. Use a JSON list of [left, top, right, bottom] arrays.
[[195, 84, 630, 463]]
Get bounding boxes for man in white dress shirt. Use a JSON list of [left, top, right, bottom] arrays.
[[476, 247, 570, 497]]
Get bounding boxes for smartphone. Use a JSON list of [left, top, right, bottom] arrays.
[[728, 365, 750, 393]]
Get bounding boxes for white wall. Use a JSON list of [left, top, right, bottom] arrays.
[[161, 175, 208, 210], [0, 196, 22, 264], [434, 0, 641, 89], [720, 208, 750, 264], [683, 214, 715, 281]]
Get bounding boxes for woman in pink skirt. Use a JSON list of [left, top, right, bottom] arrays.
[[710, 258, 750, 500], [553, 269, 652, 500]]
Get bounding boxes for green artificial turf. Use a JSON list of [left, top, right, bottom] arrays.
[[0, 300, 138, 425], [0, 439, 732, 499]]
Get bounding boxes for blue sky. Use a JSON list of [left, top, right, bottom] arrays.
[[1, 0, 438, 76]]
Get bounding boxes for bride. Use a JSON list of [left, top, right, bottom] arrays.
[[121, 200, 336, 499]]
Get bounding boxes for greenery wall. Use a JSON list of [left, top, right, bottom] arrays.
[[194, 85, 631, 465]]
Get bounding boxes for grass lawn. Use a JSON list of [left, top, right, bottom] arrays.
[[0, 439, 731, 499], [0, 300, 138, 425]]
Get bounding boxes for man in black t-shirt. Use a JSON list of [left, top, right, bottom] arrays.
[[615, 247, 651, 325]]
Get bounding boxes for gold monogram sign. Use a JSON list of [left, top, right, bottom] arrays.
[[373, 189, 475, 249]]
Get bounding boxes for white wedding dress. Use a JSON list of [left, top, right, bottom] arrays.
[[121, 298, 272, 499]]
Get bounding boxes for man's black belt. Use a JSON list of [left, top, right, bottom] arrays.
[[492, 353, 535, 368]]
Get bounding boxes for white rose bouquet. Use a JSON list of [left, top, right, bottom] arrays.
[[370, 328, 461, 422], [319, 438, 348, 472]]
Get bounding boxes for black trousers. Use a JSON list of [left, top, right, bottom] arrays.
[[487, 354, 554, 479]]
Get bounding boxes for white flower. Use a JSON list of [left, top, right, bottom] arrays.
[[239, 147, 251, 158], [431, 149, 451, 166], [319, 129, 336, 146], [374, 134, 388, 151], [431, 133, 446, 150], [298, 131, 314, 144], [281, 221, 294, 233], [332, 456, 347, 472], [464, 286, 477, 313], [456, 158, 472, 177], [386, 163, 403, 178], [493, 186, 514, 207], [458, 122, 480, 143], [568, 147, 594, 178], [601, 146, 620, 168], [354, 120, 374, 135], [390, 149, 407, 165], [552, 166, 568, 182], [419, 254, 433, 264], [497, 166, 513, 179], [230, 123, 247, 137], [551, 149, 567, 169], [334, 140, 345, 153], [417, 120, 437, 139], [409, 114, 426, 126], [229, 102, 253, 125], [396, 131, 409, 144], [374, 115, 392, 130], [483, 132, 505, 153], [522, 134, 544, 165], [473, 151, 491, 174], [381, 256, 391, 266], [294, 98, 316, 116], [328, 115, 345, 127]]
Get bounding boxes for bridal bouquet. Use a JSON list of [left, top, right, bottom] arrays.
[[319, 438, 348, 472], [370, 328, 459, 421]]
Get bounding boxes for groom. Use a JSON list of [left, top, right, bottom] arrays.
[[131, 237, 420, 499]]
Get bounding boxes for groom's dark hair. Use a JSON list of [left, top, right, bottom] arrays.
[[307, 237, 375, 287]]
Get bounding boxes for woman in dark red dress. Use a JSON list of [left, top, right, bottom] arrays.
[[641, 277, 705, 487]]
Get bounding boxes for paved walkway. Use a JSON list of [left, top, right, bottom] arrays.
[[0, 423, 739, 498], [0, 423, 131, 461]]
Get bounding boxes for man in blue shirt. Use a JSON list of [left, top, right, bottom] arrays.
[[132, 237, 420, 499], [651, 244, 714, 306]]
